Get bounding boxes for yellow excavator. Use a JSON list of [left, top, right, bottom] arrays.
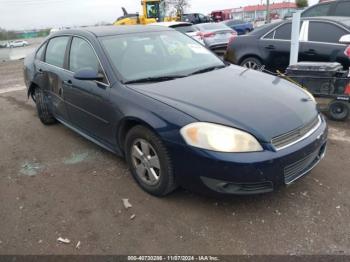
[[114, 0, 177, 25]]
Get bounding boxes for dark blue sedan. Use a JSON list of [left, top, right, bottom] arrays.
[[223, 19, 254, 35], [24, 26, 327, 196]]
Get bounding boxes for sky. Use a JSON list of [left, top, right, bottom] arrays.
[[0, 0, 319, 30]]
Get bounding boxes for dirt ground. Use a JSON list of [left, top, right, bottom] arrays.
[[0, 60, 350, 255]]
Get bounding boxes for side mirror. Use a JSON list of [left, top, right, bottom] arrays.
[[73, 68, 104, 81], [339, 34, 350, 44]]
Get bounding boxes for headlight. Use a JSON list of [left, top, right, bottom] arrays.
[[180, 122, 263, 153]]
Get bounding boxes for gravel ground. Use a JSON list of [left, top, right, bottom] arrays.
[[0, 60, 349, 255]]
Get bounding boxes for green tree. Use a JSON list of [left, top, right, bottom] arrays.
[[296, 0, 309, 8]]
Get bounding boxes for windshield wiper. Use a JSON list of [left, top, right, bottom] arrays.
[[186, 65, 227, 76], [124, 75, 185, 84]]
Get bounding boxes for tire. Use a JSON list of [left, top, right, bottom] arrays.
[[240, 57, 263, 70], [245, 29, 250, 35], [328, 101, 349, 121], [125, 125, 177, 196], [34, 87, 56, 125]]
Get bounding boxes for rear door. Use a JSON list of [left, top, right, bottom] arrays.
[[300, 21, 350, 69], [39, 36, 71, 121], [259, 22, 297, 72], [63, 36, 114, 144]]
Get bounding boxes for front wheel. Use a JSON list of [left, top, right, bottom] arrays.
[[125, 126, 177, 197], [240, 57, 263, 71]]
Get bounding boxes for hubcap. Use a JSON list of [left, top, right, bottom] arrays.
[[243, 61, 260, 70], [131, 139, 161, 186]]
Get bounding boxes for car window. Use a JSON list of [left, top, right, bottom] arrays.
[[198, 23, 230, 31], [69, 37, 100, 73], [45, 36, 69, 68], [101, 31, 223, 82], [264, 30, 275, 39], [334, 2, 350, 17], [302, 3, 332, 17], [274, 23, 292, 40], [173, 25, 198, 33], [36, 44, 46, 60], [308, 22, 348, 43]]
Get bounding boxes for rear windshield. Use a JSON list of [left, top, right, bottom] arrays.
[[172, 25, 198, 33], [196, 23, 230, 31], [334, 2, 350, 17], [225, 20, 243, 25]]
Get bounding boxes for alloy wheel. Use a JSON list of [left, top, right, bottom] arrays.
[[242, 61, 261, 70], [131, 139, 161, 186]]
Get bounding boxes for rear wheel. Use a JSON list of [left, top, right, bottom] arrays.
[[125, 126, 177, 197], [328, 101, 349, 121], [240, 57, 263, 70], [34, 87, 56, 125]]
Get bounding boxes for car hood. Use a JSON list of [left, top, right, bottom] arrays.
[[127, 65, 318, 142]]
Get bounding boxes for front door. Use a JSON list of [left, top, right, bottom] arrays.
[[300, 21, 350, 69], [63, 37, 115, 144]]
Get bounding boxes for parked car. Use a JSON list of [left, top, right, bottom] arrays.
[[194, 23, 237, 56], [9, 40, 29, 48], [149, 21, 204, 44], [24, 25, 327, 196], [223, 19, 254, 35], [225, 17, 350, 72], [181, 13, 211, 24], [302, 0, 350, 17]]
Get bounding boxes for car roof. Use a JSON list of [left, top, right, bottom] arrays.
[[148, 21, 193, 27], [302, 16, 350, 24], [54, 25, 173, 38]]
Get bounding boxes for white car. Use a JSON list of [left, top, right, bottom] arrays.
[[9, 40, 29, 48], [148, 22, 204, 45]]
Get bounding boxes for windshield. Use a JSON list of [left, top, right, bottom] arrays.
[[101, 31, 224, 82]]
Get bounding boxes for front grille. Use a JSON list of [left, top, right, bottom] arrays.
[[272, 116, 321, 150], [284, 149, 320, 184]]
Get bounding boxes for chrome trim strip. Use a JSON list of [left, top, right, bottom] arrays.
[[273, 115, 322, 151]]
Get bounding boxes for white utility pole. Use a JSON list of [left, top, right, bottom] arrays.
[[290, 11, 301, 65], [266, 0, 270, 23]]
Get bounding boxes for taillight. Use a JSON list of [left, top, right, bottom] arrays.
[[345, 83, 350, 95], [228, 32, 237, 46], [345, 45, 350, 58], [197, 32, 216, 39]]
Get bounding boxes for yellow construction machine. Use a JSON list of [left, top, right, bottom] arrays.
[[114, 0, 177, 25]]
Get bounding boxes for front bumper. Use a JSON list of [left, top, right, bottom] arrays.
[[166, 117, 328, 195]]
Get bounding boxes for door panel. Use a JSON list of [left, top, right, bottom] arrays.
[[64, 37, 115, 144], [300, 21, 350, 69], [41, 36, 71, 121], [259, 23, 295, 72]]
